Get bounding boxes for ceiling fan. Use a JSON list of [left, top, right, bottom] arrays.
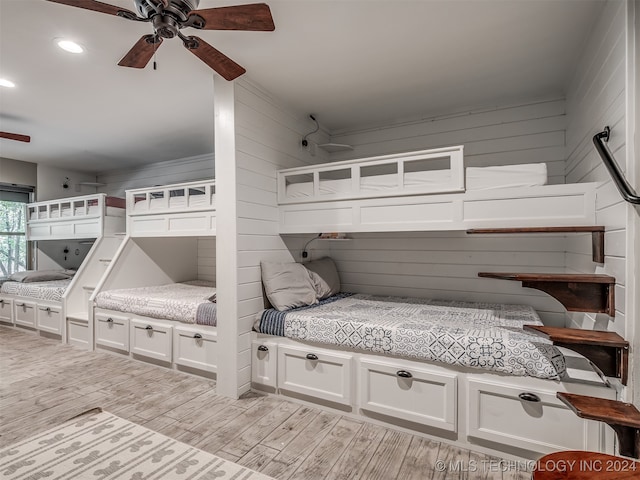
[[0, 132, 31, 143], [46, 0, 275, 80]]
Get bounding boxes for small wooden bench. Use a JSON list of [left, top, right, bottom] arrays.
[[532, 451, 640, 479]]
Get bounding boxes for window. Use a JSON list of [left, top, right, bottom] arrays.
[[0, 185, 34, 277]]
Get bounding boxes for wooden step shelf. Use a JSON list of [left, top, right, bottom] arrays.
[[557, 392, 640, 459], [467, 226, 605, 263], [533, 451, 640, 478], [478, 272, 615, 316], [524, 325, 629, 384]]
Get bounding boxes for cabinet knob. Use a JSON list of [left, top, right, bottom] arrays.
[[193, 333, 203, 339], [306, 353, 318, 361], [396, 370, 413, 378], [518, 392, 541, 403], [145, 325, 153, 330], [0, 300, 4, 305], [257, 345, 269, 352], [106, 317, 113, 323]]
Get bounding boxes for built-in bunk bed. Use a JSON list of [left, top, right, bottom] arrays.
[[252, 145, 620, 461], [0, 194, 126, 346], [91, 180, 218, 377]]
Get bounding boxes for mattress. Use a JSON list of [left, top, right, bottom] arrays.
[[0, 279, 72, 302], [255, 293, 565, 380], [285, 163, 547, 198], [95, 281, 216, 324]]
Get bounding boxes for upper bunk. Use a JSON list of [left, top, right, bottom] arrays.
[[126, 179, 216, 237], [27, 194, 126, 240], [277, 146, 598, 233]]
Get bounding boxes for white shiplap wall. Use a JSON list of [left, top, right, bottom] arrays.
[[565, 0, 629, 340], [197, 237, 216, 284], [302, 99, 570, 325], [215, 77, 328, 398], [97, 154, 214, 197]]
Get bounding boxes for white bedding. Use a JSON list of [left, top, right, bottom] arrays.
[[285, 163, 547, 198], [95, 281, 216, 323], [0, 279, 72, 302]]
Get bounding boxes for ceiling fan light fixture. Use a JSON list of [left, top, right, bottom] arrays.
[[0, 78, 16, 88], [57, 39, 84, 54]]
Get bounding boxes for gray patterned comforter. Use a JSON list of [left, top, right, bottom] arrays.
[[0, 279, 71, 302], [256, 293, 566, 380]]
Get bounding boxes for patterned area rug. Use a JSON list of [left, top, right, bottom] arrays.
[[0, 408, 273, 480]]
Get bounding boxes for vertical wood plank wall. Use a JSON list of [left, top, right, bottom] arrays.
[[293, 99, 571, 326], [564, 0, 628, 339], [231, 79, 329, 396]]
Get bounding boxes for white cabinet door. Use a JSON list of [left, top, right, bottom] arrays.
[[251, 340, 277, 387], [360, 358, 457, 432], [173, 326, 217, 373], [14, 300, 36, 327], [0, 297, 13, 324], [277, 345, 353, 406], [130, 319, 172, 362], [36, 303, 63, 334], [95, 313, 129, 351]]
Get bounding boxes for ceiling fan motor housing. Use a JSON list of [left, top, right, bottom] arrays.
[[134, 0, 200, 21]]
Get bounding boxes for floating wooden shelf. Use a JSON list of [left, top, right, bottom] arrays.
[[557, 392, 640, 459], [524, 325, 629, 384], [533, 451, 640, 478], [478, 272, 615, 316], [467, 226, 605, 263]]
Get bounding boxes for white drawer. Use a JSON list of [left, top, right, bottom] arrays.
[[130, 319, 172, 362], [36, 303, 63, 334], [14, 300, 36, 327], [67, 319, 89, 348], [0, 297, 13, 324], [468, 379, 608, 454], [173, 326, 217, 373], [359, 359, 457, 432], [277, 345, 353, 405], [95, 313, 129, 351], [251, 340, 277, 387]]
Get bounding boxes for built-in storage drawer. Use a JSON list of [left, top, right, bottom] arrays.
[[359, 358, 458, 432], [0, 297, 13, 324], [251, 340, 277, 387], [467, 378, 609, 454], [95, 312, 129, 351], [173, 325, 217, 373], [277, 345, 354, 405], [67, 318, 89, 348], [130, 318, 172, 362], [14, 300, 36, 328], [36, 303, 63, 335]]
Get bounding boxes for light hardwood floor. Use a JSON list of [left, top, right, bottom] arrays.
[[0, 326, 532, 479]]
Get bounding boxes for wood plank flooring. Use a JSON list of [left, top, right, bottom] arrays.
[[0, 326, 533, 479]]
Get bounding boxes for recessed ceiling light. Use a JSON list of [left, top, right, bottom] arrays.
[[57, 40, 84, 54], [0, 78, 16, 88]]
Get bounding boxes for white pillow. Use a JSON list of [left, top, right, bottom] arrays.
[[261, 261, 318, 311], [303, 257, 341, 299], [8, 269, 73, 283]]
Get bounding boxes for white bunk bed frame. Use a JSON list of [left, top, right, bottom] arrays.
[[126, 179, 216, 237], [91, 180, 218, 377], [0, 194, 126, 347], [255, 146, 614, 459], [277, 147, 597, 233]]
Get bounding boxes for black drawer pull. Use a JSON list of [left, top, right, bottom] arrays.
[[16, 303, 24, 307], [306, 353, 318, 360], [193, 333, 202, 339], [257, 345, 269, 352], [145, 325, 153, 330], [396, 370, 413, 378], [518, 392, 541, 403], [106, 317, 113, 323], [0, 300, 4, 305]]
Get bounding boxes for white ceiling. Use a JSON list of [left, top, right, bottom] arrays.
[[0, 0, 604, 173]]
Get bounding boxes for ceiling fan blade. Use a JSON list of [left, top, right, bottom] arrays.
[[118, 35, 163, 68], [189, 3, 275, 31], [0, 132, 31, 143], [46, 0, 138, 18], [183, 36, 246, 81]]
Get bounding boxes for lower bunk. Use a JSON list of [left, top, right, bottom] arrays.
[[251, 289, 617, 460], [93, 281, 218, 378]]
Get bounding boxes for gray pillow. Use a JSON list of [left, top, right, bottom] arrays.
[[304, 257, 340, 299], [9, 269, 73, 283], [261, 261, 318, 311]]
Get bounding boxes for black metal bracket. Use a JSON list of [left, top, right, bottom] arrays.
[[593, 126, 640, 204]]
